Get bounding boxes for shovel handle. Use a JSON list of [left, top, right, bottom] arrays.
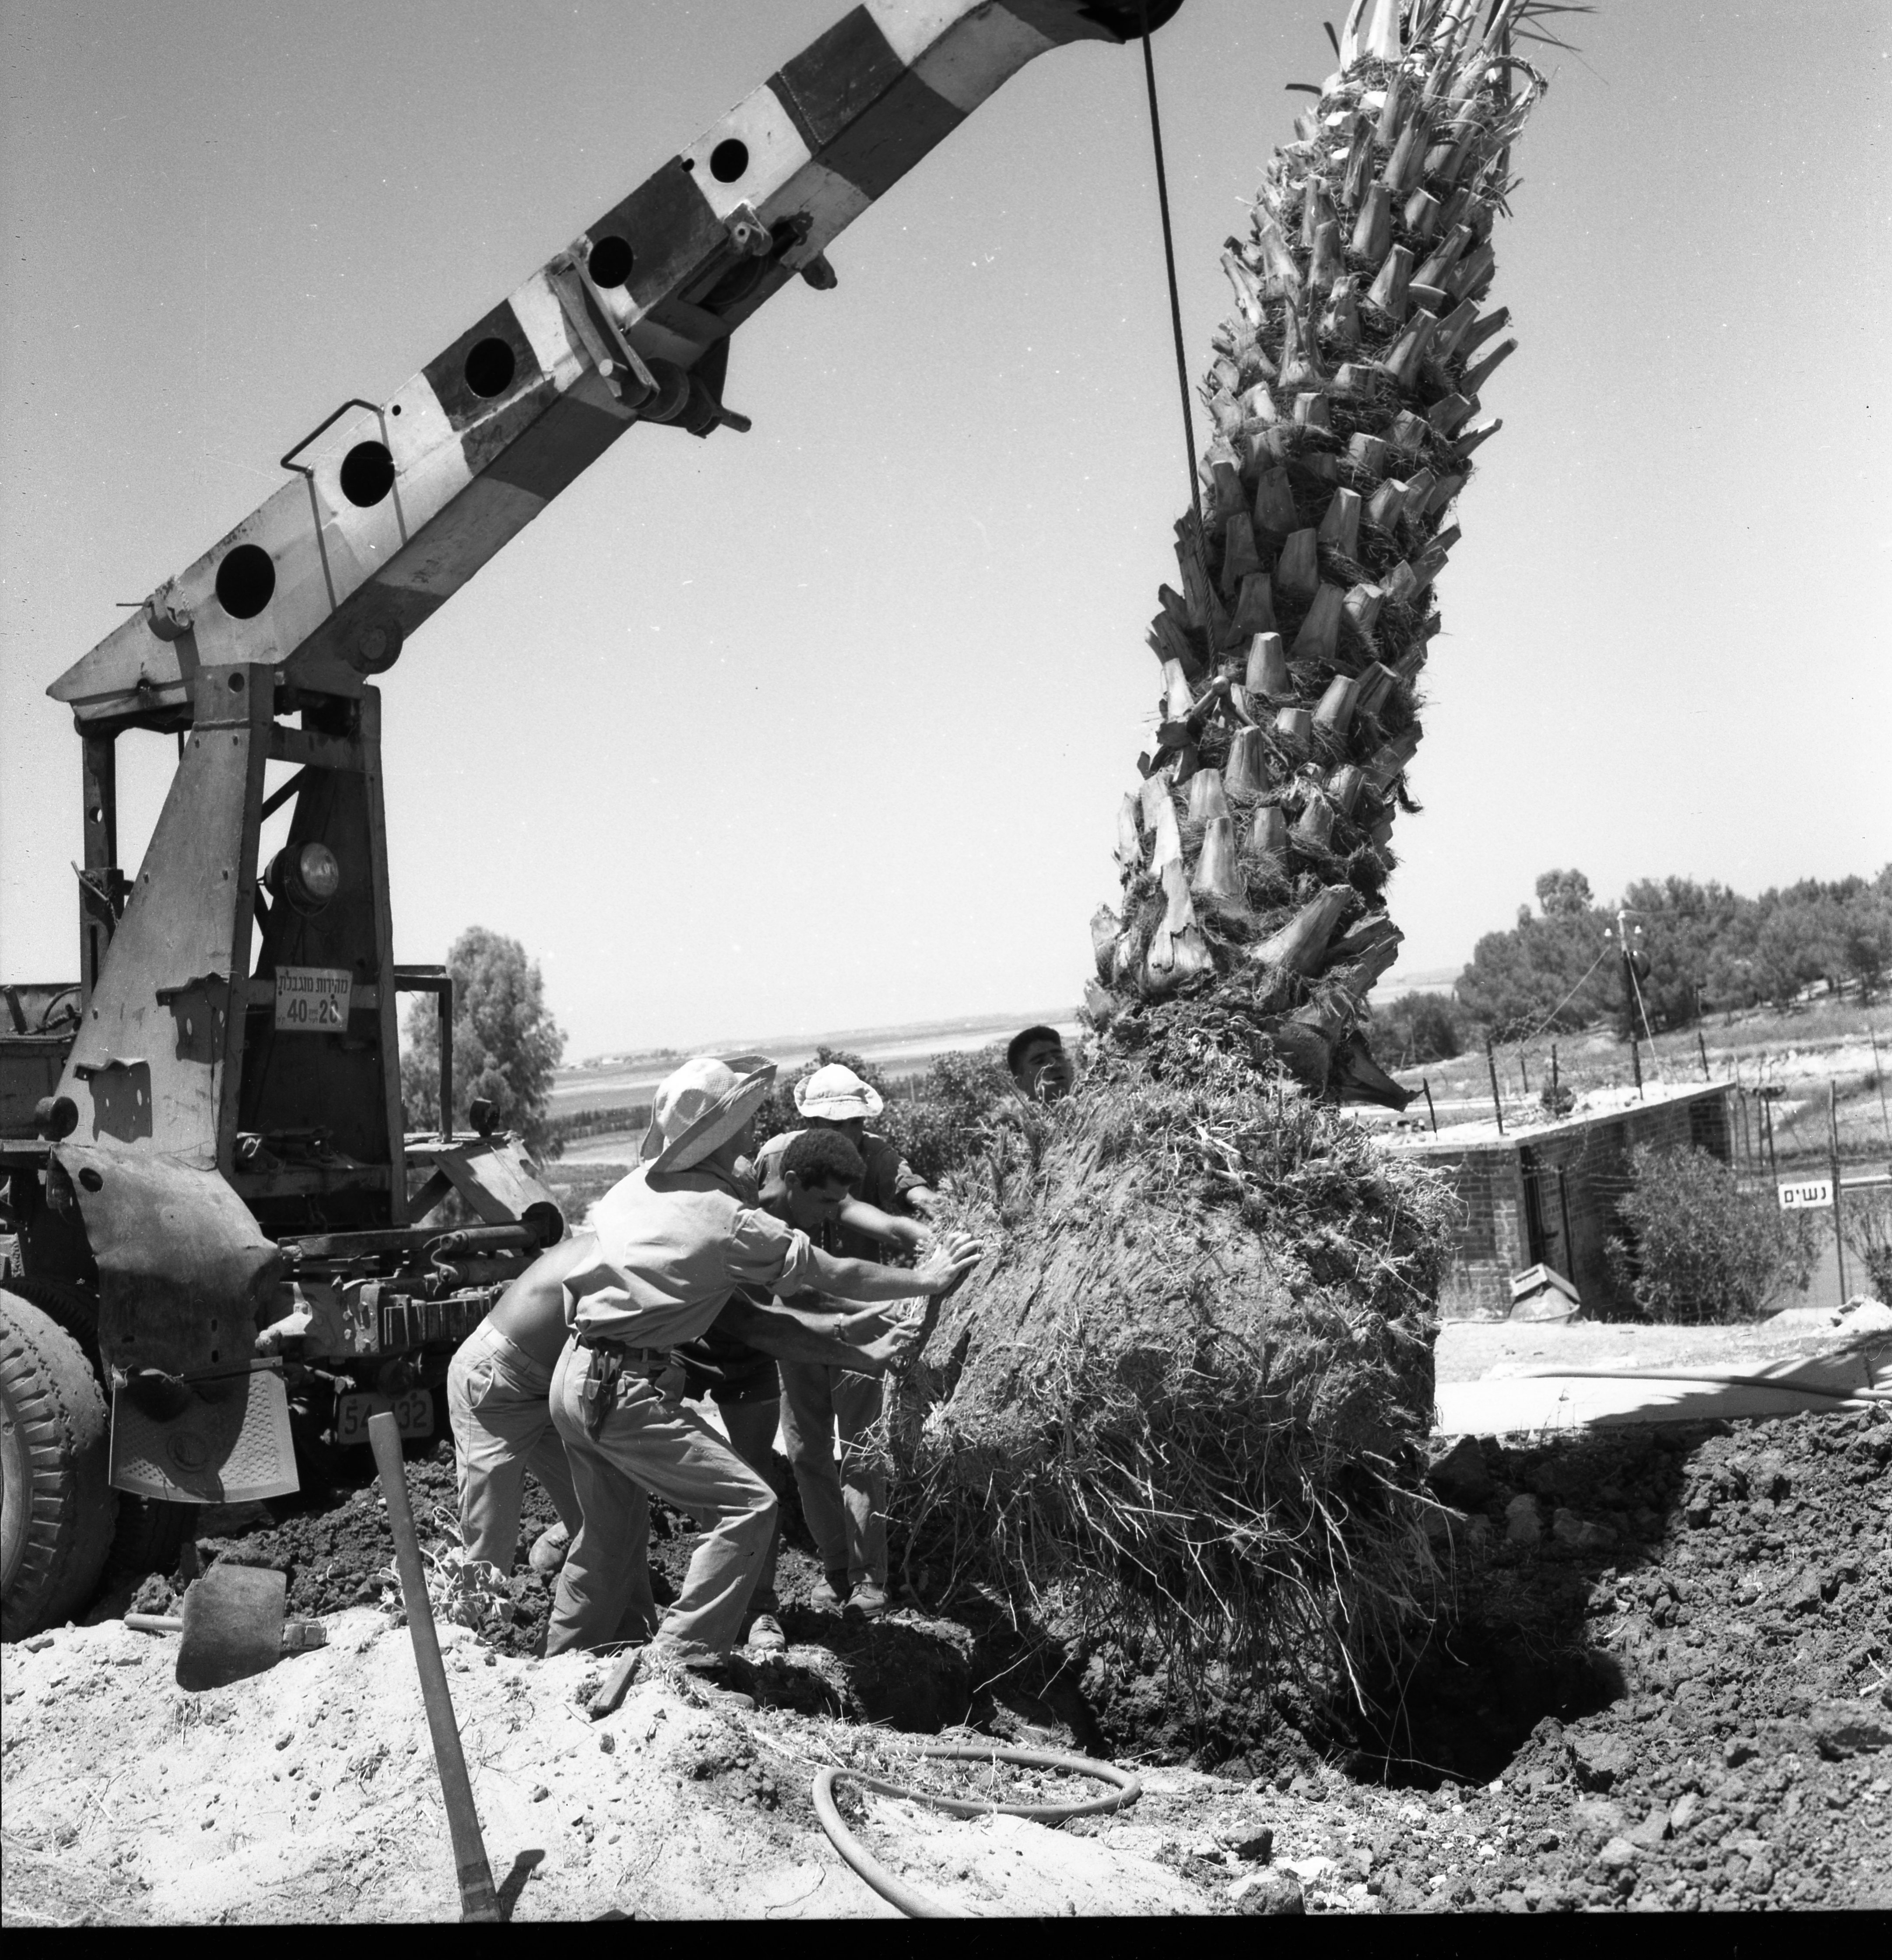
[[125, 1614, 183, 1634], [369, 1412, 501, 1923]]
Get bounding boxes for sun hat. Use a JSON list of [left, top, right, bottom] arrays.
[[640, 1054, 776, 1173], [793, 1062, 883, 1122]]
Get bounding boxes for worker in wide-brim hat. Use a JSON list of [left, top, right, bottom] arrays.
[[754, 1059, 938, 1622], [540, 1054, 981, 1695]]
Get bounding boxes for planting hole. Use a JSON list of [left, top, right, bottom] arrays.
[[463, 337, 516, 399], [339, 440, 395, 507], [214, 544, 276, 619], [709, 137, 749, 183]]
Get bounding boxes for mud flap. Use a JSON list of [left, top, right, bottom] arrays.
[[108, 1363, 298, 1503]]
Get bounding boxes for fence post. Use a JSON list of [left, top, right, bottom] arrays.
[[1829, 1080, 1848, 1305], [1485, 1036, 1505, 1135]]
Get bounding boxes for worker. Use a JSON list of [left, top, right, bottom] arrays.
[[446, 1249, 587, 1582], [667, 1132, 927, 1653], [543, 1055, 981, 1687], [759, 1061, 938, 1229], [755, 1065, 934, 1619], [1007, 1023, 1075, 1102]]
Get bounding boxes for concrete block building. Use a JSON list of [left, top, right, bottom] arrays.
[[1389, 1083, 1737, 1321]]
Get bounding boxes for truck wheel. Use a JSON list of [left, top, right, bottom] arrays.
[[7, 1275, 194, 1578], [0, 1289, 117, 1639]]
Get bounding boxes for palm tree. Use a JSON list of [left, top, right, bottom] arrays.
[[1090, 0, 1562, 1104]]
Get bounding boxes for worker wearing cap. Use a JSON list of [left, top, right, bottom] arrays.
[[756, 1062, 935, 1619], [1007, 1024, 1075, 1102], [543, 1056, 982, 1676]]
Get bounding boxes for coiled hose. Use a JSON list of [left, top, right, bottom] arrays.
[[811, 1742, 1143, 1919]]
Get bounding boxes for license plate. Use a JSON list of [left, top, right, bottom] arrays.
[[333, 1387, 434, 1447], [275, 965, 352, 1031]]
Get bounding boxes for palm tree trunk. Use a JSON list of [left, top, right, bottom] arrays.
[[1089, 1, 1548, 1108]]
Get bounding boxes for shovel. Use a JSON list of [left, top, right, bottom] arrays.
[[126, 1563, 328, 1690]]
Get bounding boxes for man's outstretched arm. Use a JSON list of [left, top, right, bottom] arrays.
[[712, 1291, 942, 1375]]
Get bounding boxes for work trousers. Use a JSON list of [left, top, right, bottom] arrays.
[[446, 1318, 582, 1573], [777, 1362, 887, 1588], [545, 1338, 776, 1658]]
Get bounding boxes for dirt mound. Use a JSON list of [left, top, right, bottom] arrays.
[[1343, 1403, 1892, 1910]]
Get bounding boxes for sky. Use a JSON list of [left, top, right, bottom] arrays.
[[2, 1, 1888, 1061]]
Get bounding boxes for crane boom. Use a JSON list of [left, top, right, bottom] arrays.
[[50, 0, 1181, 727]]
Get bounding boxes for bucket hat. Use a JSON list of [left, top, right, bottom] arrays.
[[793, 1062, 883, 1122], [640, 1054, 776, 1173]]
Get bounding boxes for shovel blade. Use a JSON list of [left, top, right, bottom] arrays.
[[176, 1563, 286, 1691]]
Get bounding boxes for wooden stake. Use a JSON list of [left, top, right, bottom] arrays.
[[1222, 250, 1268, 329], [1401, 467, 1438, 519], [1274, 705, 1313, 750], [1317, 487, 1363, 558], [1343, 583, 1385, 639], [1276, 528, 1321, 600], [1404, 187, 1442, 239], [1428, 392, 1476, 436], [1238, 379, 1278, 428], [1424, 472, 1465, 518], [1364, 726, 1421, 792], [1341, 114, 1376, 209], [1309, 218, 1345, 294], [1293, 392, 1331, 431]]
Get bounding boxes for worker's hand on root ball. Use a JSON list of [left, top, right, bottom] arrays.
[[914, 1233, 983, 1300]]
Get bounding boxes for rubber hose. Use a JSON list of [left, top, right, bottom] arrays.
[[812, 1742, 1143, 1919]]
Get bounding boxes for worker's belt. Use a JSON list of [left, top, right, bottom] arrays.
[[572, 1333, 678, 1437]]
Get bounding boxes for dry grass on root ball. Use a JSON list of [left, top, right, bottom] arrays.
[[887, 1019, 1460, 1734]]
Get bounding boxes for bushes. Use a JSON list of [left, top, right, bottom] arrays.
[[1841, 1188, 1892, 1303], [1605, 1143, 1819, 1323], [750, 1043, 1018, 1187], [1371, 991, 1467, 1066]]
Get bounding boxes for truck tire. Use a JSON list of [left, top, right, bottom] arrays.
[[7, 1274, 194, 1579], [0, 1289, 118, 1639]]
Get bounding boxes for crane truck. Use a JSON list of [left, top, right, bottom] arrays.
[[0, 0, 1187, 1638]]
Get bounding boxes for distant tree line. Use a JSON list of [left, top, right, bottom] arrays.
[[1369, 864, 1892, 1057]]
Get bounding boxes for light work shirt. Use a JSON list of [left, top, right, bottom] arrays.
[[563, 1161, 816, 1349]]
